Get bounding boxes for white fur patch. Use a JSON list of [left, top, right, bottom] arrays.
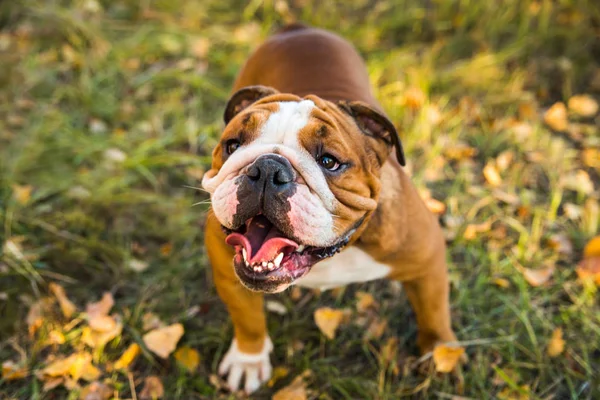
[[295, 247, 391, 290], [218, 336, 273, 394], [257, 100, 315, 145]]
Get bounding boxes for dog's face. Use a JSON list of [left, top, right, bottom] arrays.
[[202, 86, 405, 293]]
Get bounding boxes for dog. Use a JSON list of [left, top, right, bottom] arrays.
[[202, 23, 457, 394]]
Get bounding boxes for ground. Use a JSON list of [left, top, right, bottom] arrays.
[[1, 0, 599, 399]]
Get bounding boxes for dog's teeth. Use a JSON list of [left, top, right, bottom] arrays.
[[296, 245, 305, 253], [242, 248, 248, 262], [267, 262, 274, 270], [255, 265, 262, 272], [274, 252, 284, 267], [262, 261, 267, 267]]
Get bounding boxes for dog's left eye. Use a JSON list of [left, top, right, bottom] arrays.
[[318, 154, 341, 171], [226, 139, 241, 154]]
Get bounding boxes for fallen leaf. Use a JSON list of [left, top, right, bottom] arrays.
[[576, 257, 600, 285], [425, 197, 446, 215], [128, 258, 149, 272], [142, 312, 164, 331], [521, 265, 554, 287], [42, 376, 64, 392], [41, 352, 99, 382], [82, 315, 123, 348], [546, 234, 573, 255], [174, 346, 200, 373], [266, 300, 288, 315], [143, 323, 184, 359], [314, 307, 344, 340], [463, 220, 493, 240], [483, 163, 502, 187], [103, 148, 127, 163], [445, 145, 477, 161], [432, 344, 465, 373], [88, 315, 117, 332], [363, 318, 388, 341], [140, 375, 164, 400], [497, 385, 531, 400], [2, 361, 28, 380], [562, 170, 594, 194], [80, 381, 113, 400], [12, 184, 33, 205], [493, 278, 511, 288], [27, 297, 54, 337], [290, 286, 303, 301], [49, 283, 77, 319], [568, 95, 598, 117], [518, 102, 537, 120], [190, 37, 210, 58], [583, 236, 600, 258], [47, 330, 66, 345], [356, 291, 378, 313], [268, 366, 290, 388], [544, 102, 568, 131], [86, 293, 114, 319], [113, 343, 140, 370], [89, 118, 107, 134], [272, 374, 308, 400], [159, 243, 173, 257], [403, 87, 426, 110], [495, 150, 514, 171], [547, 328, 565, 357]]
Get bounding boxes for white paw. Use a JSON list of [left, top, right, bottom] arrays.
[[218, 336, 273, 394]]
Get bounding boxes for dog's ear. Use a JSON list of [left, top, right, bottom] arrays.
[[337, 101, 405, 166], [224, 85, 279, 124]]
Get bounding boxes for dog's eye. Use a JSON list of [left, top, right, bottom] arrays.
[[226, 139, 241, 154], [318, 154, 341, 171]]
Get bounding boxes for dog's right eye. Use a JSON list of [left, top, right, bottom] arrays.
[[226, 139, 241, 154]]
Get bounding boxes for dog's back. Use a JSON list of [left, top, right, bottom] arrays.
[[233, 24, 381, 110]]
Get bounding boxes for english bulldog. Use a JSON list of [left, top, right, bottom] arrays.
[[202, 23, 457, 394]]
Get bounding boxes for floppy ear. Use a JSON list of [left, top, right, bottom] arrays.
[[337, 101, 406, 166], [224, 85, 279, 124]]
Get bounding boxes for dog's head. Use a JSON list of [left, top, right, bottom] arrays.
[[202, 85, 405, 292]]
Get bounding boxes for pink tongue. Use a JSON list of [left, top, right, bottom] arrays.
[[225, 216, 298, 264]]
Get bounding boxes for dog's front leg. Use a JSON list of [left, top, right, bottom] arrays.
[[205, 212, 272, 394]]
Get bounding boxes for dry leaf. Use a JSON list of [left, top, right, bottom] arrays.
[[190, 37, 210, 58], [314, 307, 344, 340], [546, 234, 573, 255], [425, 198, 446, 215], [140, 376, 164, 400], [290, 286, 303, 301], [544, 102, 568, 131], [88, 315, 117, 332], [547, 328, 565, 357], [493, 278, 511, 288], [80, 381, 113, 400], [495, 151, 514, 171], [583, 236, 600, 258], [576, 257, 600, 285], [12, 184, 33, 205], [268, 366, 290, 388], [42, 376, 64, 392], [432, 344, 465, 373], [403, 87, 426, 110], [356, 291, 377, 313], [142, 312, 164, 331], [562, 170, 594, 194], [128, 258, 149, 272], [41, 352, 99, 382], [521, 266, 554, 287], [266, 300, 288, 315], [272, 374, 308, 400], [86, 293, 114, 319], [2, 361, 28, 380], [49, 283, 77, 319], [143, 323, 184, 359], [445, 145, 477, 161], [518, 102, 537, 120], [174, 346, 200, 373], [363, 318, 388, 341], [82, 315, 123, 348], [463, 220, 493, 240], [159, 243, 173, 257], [582, 149, 600, 169], [568, 95, 598, 117], [113, 343, 140, 370], [483, 163, 502, 187], [27, 298, 54, 337]]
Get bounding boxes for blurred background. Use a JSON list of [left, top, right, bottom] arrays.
[[0, 0, 599, 399]]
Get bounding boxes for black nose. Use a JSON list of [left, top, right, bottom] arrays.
[[246, 154, 295, 191]]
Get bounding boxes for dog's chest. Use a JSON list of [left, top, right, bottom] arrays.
[[294, 247, 391, 291]]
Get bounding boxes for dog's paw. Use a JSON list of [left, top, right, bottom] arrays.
[[218, 337, 273, 394]]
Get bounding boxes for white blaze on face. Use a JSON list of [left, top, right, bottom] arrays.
[[203, 100, 341, 246]]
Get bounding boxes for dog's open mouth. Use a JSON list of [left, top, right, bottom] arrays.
[[223, 214, 347, 292]]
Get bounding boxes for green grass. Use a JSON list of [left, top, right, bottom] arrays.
[[1, 0, 599, 398]]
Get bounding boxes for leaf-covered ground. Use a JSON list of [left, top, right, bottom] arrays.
[[1, 0, 599, 399]]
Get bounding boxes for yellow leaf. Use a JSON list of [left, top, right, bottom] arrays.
[[314, 307, 344, 340], [272, 374, 308, 400], [88, 315, 117, 332], [582, 148, 600, 169], [2, 361, 28, 380], [82, 315, 123, 348], [445, 145, 477, 161], [495, 150, 514, 171], [142, 312, 164, 331], [521, 266, 554, 287], [355, 291, 377, 314], [483, 163, 502, 187], [432, 344, 465, 373], [113, 343, 141, 370], [143, 323, 184, 359], [576, 257, 600, 285], [425, 198, 446, 215], [79, 381, 113, 400], [140, 375, 164, 400], [190, 37, 210, 59], [403, 87, 426, 110], [12, 184, 33, 205], [267, 366, 290, 388], [47, 330, 66, 345], [463, 220, 493, 240], [174, 346, 200, 373], [41, 352, 97, 382], [493, 278, 511, 288], [41, 356, 74, 377], [86, 293, 114, 319], [26, 297, 54, 337], [42, 376, 64, 392], [583, 236, 600, 258], [49, 283, 77, 319], [547, 328, 565, 357], [159, 243, 173, 257], [543, 102, 568, 131], [363, 318, 388, 341], [568, 95, 598, 117]]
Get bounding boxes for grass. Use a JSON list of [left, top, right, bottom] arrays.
[[1, 0, 599, 398]]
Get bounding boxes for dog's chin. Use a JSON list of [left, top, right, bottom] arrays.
[[224, 214, 348, 293]]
